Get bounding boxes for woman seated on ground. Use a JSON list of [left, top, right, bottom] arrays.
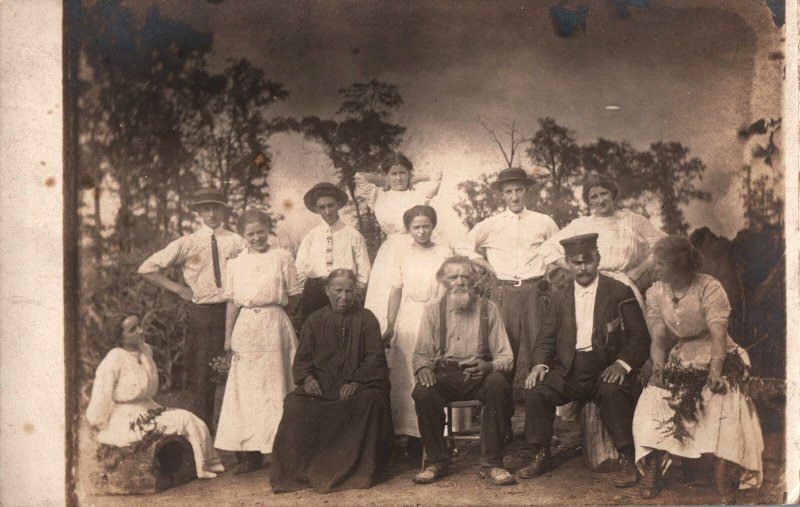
[[632, 236, 763, 504], [86, 314, 224, 479]]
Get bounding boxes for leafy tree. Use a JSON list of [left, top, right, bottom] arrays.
[[183, 59, 290, 227], [301, 79, 406, 257], [643, 142, 711, 234], [80, 1, 212, 248], [526, 117, 582, 226]]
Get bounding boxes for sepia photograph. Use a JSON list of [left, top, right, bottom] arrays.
[[24, 0, 793, 504]]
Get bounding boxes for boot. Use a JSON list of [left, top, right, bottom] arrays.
[[639, 451, 662, 499], [714, 458, 739, 505], [614, 445, 639, 488], [518, 446, 551, 479], [233, 451, 263, 475]]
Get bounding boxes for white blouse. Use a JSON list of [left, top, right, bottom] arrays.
[[355, 169, 442, 235], [224, 248, 302, 308], [540, 210, 666, 273]]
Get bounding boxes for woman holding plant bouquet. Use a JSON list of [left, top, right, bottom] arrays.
[[631, 236, 763, 503], [214, 209, 301, 474]]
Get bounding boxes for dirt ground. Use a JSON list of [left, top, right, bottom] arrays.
[[77, 403, 786, 506]]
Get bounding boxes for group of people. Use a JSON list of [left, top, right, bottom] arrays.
[[85, 157, 764, 503]]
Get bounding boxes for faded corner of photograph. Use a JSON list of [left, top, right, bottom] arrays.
[[67, 0, 789, 505]]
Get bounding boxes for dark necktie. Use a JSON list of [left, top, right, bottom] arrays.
[[211, 233, 221, 288]]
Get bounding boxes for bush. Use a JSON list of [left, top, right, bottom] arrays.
[[78, 236, 190, 410]]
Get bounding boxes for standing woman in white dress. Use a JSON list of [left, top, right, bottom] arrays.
[[632, 236, 763, 504], [381, 205, 452, 455], [354, 153, 442, 336], [540, 173, 666, 310], [214, 209, 302, 474], [86, 315, 224, 479]]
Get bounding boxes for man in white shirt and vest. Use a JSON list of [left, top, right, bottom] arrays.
[[519, 233, 650, 486], [455, 167, 560, 436], [138, 188, 246, 430], [295, 182, 371, 327]]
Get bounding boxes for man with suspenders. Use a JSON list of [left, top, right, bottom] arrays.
[[410, 256, 516, 486]]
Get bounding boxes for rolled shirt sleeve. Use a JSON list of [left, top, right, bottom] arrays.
[[282, 250, 303, 297], [453, 220, 487, 261], [353, 232, 371, 288], [137, 237, 186, 274]]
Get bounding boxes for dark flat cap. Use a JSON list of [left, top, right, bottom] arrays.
[[560, 233, 599, 258], [189, 188, 230, 210]]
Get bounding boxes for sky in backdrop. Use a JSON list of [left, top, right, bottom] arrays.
[[117, 0, 784, 245]]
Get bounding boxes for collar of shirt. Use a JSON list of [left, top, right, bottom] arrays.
[[322, 219, 346, 233], [501, 207, 531, 220], [200, 223, 227, 236], [574, 275, 600, 298]]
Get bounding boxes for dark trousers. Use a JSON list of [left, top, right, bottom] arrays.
[[524, 351, 636, 449], [412, 369, 512, 468], [491, 280, 545, 383], [298, 278, 328, 328], [184, 302, 226, 431]]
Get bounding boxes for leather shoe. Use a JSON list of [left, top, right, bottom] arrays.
[[413, 464, 448, 484], [639, 452, 662, 499], [479, 467, 517, 486], [518, 447, 551, 479], [614, 446, 640, 488]]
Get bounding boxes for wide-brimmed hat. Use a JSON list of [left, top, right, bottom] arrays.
[[303, 182, 349, 212], [188, 188, 231, 211], [560, 233, 599, 261], [490, 167, 536, 191]]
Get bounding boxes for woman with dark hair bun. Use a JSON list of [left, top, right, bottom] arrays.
[[632, 235, 763, 503], [540, 172, 666, 309], [381, 204, 451, 456], [86, 315, 224, 479], [354, 154, 443, 335]]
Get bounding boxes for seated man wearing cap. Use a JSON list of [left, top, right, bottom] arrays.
[[519, 233, 650, 486], [138, 188, 246, 429], [295, 182, 371, 327]]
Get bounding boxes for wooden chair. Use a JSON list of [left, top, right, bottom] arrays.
[[421, 400, 483, 469], [444, 399, 483, 449]]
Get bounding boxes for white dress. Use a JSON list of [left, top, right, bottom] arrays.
[[214, 248, 301, 453], [389, 241, 452, 437], [633, 275, 763, 489], [86, 344, 222, 478], [540, 210, 666, 309], [355, 171, 442, 335]]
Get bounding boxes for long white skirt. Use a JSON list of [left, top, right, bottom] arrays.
[[364, 233, 408, 340], [389, 296, 426, 437], [96, 400, 222, 477], [633, 341, 764, 489], [214, 306, 297, 453]]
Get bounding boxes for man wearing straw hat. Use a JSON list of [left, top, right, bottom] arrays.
[[295, 182, 371, 327], [138, 187, 246, 430]]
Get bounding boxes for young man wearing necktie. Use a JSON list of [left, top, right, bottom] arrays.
[[138, 188, 246, 430], [294, 182, 371, 328], [519, 233, 650, 486]]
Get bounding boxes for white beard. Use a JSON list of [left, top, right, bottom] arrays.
[[447, 289, 472, 311]]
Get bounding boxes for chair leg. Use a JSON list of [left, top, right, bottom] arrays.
[[445, 406, 453, 450]]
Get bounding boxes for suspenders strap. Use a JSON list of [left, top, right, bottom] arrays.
[[438, 297, 490, 361]]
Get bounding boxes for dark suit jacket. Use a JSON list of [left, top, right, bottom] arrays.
[[530, 274, 650, 392]]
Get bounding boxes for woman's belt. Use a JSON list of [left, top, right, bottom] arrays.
[[242, 303, 282, 314]]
